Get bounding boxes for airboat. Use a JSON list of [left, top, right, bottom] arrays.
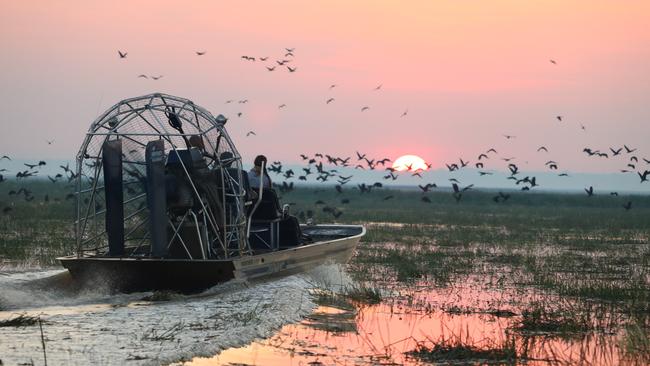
[[58, 93, 364, 292]]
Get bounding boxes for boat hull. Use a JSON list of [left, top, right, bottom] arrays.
[[59, 225, 364, 293]]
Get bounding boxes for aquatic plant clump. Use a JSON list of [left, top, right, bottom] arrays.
[[0, 313, 39, 327], [407, 336, 519, 365]]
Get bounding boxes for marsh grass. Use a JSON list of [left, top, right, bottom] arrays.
[[619, 318, 650, 364], [407, 334, 519, 365], [514, 302, 592, 338]]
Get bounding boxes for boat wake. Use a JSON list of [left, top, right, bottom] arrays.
[[0, 264, 350, 365]]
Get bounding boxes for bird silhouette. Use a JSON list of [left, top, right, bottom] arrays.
[[374, 84, 382, 90], [137, 74, 148, 79], [246, 131, 256, 137], [1, 155, 10, 160], [585, 186, 594, 196], [259, 57, 268, 61], [401, 110, 408, 117], [361, 106, 369, 112], [537, 146, 548, 152], [266, 66, 275, 71], [278, 104, 286, 109], [418, 183, 437, 192], [118, 50, 127, 58], [326, 98, 335, 104], [638, 170, 649, 183], [151, 75, 163, 80], [556, 116, 563, 122], [624, 145, 637, 153], [549, 59, 557, 64], [610, 147, 622, 156], [287, 66, 297, 72], [196, 51, 206, 56]]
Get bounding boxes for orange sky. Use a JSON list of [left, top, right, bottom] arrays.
[[1, 1, 649, 173]]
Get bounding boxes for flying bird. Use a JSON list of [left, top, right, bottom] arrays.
[[266, 66, 275, 71], [401, 109, 408, 117], [639, 170, 649, 183], [287, 66, 297, 72], [537, 146, 548, 152], [246, 131, 256, 137], [118, 50, 127, 58], [151, 75, 163, 80], [361, 106, 369, 112], [549, 59, 557, 64], [624, 145, 637, 153], [326, 98, 335, 104], [585, 186, 594, 196], [137, 74, 148, 79], [610, 147, 622, 156], [374, 84, 382, 90], [556, 116, 563, 122]]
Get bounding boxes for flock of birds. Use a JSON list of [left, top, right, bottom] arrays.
[[1, 53, 648, 219], [261, 141, 648, 220]]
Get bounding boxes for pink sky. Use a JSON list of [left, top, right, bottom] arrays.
[[1, 1, 649, 174]]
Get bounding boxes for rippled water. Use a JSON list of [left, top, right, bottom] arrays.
[[0, 265, 352, 365]]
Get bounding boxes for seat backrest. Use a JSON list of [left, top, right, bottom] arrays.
[[250, 188, 281, 221]]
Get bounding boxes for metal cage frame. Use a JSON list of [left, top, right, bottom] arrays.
[[74, 93, 250, 259]]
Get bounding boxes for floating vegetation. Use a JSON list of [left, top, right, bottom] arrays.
[[0, 313, 39, 327], [141, 321, 185, 341], [140, 290, 179, 302]]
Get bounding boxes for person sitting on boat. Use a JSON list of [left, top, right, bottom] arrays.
[[248, 155, 272, 189]]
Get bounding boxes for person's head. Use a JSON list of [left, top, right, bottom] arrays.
[[219, 151, 234, 168], [253, 155, 267, 173], [188, 135, 205, 151]]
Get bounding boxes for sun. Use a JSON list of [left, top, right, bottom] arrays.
[[392, 155, 429, 172]]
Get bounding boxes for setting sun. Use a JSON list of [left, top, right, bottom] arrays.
[[392, 155, 429, 172]]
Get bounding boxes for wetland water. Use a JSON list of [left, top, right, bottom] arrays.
[[1, 190, 649, 365]]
